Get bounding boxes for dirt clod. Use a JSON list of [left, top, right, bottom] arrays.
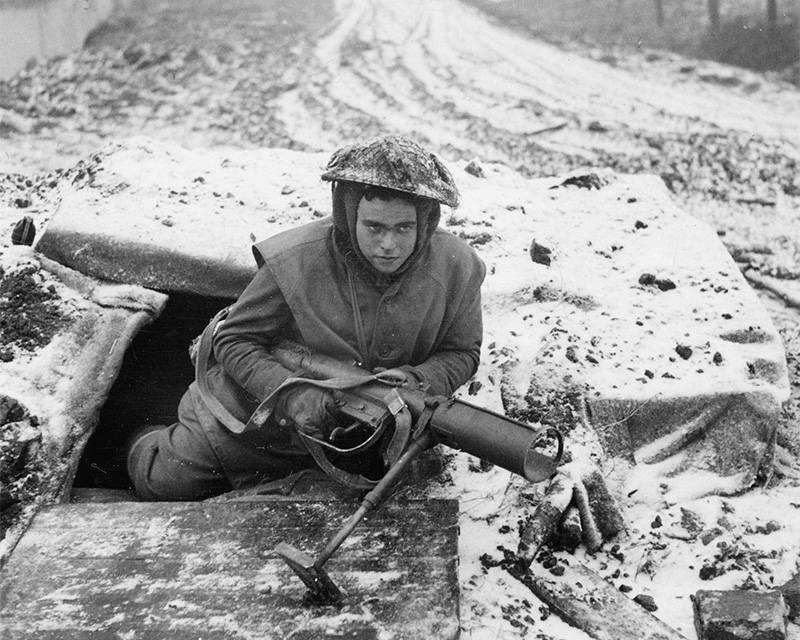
[[633, 594, 658, 612], [0, 395, 43, 539], [675, 344, 693, 360], [0, 264, 72, 355]]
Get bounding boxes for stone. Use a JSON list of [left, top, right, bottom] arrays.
[[777, 572, 800, 621], [529, 239, 552, 266], [693, 589, 789, 640], [464, 158, 486, 178]]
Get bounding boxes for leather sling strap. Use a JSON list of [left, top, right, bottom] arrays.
[[194, 307, 250, 434]]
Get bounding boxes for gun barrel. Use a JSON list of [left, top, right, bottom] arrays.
[[422, 397, 561, 483]]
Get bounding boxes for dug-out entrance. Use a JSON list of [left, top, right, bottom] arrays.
[[73, 292, 232, 491]]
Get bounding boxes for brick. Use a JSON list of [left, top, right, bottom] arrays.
[[693, 589, 789, 640]]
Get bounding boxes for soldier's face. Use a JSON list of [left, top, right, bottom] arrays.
[[356, 197, 418, 274]]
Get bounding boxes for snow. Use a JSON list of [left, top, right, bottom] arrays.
[[0, 247, 92, 443], [2, 135, 798, 638]]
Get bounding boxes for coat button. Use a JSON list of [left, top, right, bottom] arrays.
[[377, 345, 394, 358]]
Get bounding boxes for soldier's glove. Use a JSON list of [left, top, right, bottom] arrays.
[[275, 384, 339, 441], [373, 365, 424, 390]]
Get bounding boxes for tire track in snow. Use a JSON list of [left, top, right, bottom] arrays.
[[273, 0, 799, 164]]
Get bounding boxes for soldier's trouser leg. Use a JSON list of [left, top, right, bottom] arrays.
[[126, 392, 231, 501], [127, 388, 314, 501]]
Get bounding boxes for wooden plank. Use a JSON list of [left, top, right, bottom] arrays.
[[0, 499, 460, 639], [513, 561, 687, 640]]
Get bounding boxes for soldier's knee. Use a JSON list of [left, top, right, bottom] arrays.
[[126, 424, 229, 501], [126, 425, 174, 501]]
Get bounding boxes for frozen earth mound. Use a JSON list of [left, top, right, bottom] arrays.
[[33, 137, 790, 504]]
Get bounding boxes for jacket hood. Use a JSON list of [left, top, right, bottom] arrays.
[[331, 180, 441, 285]]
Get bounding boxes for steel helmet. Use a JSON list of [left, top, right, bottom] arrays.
[[321, 135, 460, 208]]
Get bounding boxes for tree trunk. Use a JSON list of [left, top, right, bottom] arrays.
[[655, 0, 665, 26], [708, 0, 720, 32], [766, 0, 778, 30]]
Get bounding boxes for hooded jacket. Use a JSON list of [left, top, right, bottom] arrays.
[[204, 182, 485, 436]]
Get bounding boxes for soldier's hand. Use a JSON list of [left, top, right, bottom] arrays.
[[373, 366, 423, 389], [276, 384, 339, 441]]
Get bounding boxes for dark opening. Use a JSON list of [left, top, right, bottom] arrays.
[[73, 292, 232, 490]]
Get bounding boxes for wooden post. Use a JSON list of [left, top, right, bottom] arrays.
[[511, 562, 690, 639], [517, 472, 574, 566]]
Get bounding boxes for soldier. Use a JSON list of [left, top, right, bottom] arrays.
[[127, 135, 486, 500]]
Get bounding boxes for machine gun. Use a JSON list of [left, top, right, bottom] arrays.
[[195, 314, 563, 604], [245, 341, 564, 605]]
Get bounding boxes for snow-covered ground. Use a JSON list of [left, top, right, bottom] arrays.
[[2, 0, 799, 638]]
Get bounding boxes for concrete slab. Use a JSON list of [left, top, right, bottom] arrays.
[[0, 498, 460, 639]]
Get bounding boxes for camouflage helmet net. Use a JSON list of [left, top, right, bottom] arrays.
[[321, 135, 460, 208]]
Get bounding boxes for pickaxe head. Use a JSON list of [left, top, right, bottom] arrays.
[[274, 542, 344, 606]]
